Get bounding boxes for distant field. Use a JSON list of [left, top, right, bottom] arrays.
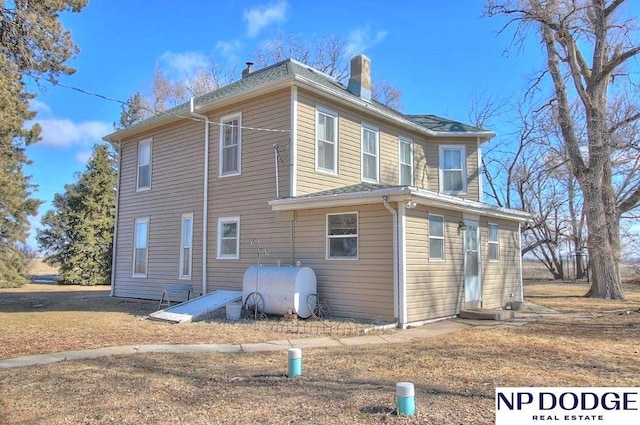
[[26, 258, 59, 279]]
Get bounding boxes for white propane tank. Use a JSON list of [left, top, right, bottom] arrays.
[[242, 266, 317, 319]]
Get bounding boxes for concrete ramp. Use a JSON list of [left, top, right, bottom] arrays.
[[149, 290, 242, 324]]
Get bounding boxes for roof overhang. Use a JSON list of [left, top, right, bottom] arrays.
[[269, 186, 532, 223], [104, 67, 495, 143], [102, 77, 295, 142], [292, 74, 496, 142]]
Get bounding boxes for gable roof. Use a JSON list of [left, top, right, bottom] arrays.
[[104, 58, 495, 142]]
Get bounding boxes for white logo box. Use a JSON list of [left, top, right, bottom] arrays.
[[496, 387, 640, 425]]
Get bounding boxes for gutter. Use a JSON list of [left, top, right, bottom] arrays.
[[189, 98, 210, 296], [269, 186, 533, 222], [108, 139, 122, 297], [382, 196, 401, 326]]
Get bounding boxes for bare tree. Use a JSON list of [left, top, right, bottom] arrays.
[[486, 0, 640, 299], [252, 32, 404, 108]]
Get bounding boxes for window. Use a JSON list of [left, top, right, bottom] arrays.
[[217, 217, 240, 259], [361, 124, 379, 183], [327, 213, 358, 259], [439, 146, 467, 194], [137, 139, 152, 190], [219, 113, 241, 177], [429, 214, 444, 261], [399, 136, 414, 185], [179, 214, 193, 279], [316, 107, 338, 174], [133, 218, 149, 276], [488, 223, 499, 261]]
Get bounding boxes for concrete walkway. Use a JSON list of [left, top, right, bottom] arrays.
[[0, 303, 561, 370]]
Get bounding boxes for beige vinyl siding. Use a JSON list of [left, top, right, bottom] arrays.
[[425, 138, 481, 201], [480, 218, 522, 308], [114, 120, 206, 299], [295, 89, 426, 195], [404, 206, 465, 322], [292, 205, 395, 321], [206, 89, 293, 291]]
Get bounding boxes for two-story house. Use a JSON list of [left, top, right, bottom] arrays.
[[103, 55, 531, 328]]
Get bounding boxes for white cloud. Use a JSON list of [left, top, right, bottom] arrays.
[[158, 50, 209, 79], [29, 99, 53, 117], [216, 39, 244, 63], [75, 150, 93, 164], [243, 0, 289, 37], [345, 25, 388, 57], [36, 118, 113, 148]]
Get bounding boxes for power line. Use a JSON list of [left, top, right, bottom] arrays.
[[40, 78, 291, 134]]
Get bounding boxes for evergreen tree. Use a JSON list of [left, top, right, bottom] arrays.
[[37, 144, 117, 285], [0, 0, 87, 287]]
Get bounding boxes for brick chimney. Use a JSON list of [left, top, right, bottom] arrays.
[[347, 54, 372, 101], [242, 62, 254, 78]]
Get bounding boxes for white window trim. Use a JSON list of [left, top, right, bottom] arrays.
[[136, 138, 152, 191], [398, 136, 414, 186], [132, 217, 149, 277], [488, 222, 500, 262], [428, 214, 445, 262], [217, 217, 240, 260], [179, 213, 194, 279], [361, 123, 380, 183], [219, 112, 242, 178], [438, 145, 467, 195], [326, 212, 359, 260], [315, 106, 339, 175]]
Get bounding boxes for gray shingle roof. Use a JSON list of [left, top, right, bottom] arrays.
[[108, 58, 487, 139], [406, 115, 487, 133]]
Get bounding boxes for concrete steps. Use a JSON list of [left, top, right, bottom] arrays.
[[459, 308, 515, 321]]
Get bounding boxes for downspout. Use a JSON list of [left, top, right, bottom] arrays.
[[109, 139, 122, 297], [190, 98, 209, 296], [518, 222, 524, 303], [382, 196, 400, 326]]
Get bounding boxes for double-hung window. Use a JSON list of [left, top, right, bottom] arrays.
[[179, 214, 193, 279], [219, 113, 241, 177], [316, 107, 338, 174], [327, 213, 358, 259], [429, 214, 445, 261], [133, 218, 149, 276], [361, 124, 379, 183], [399, 136, 414, 185], [217, 217, 240, 259], [137, 139, 152, 190], [439, 146, 467, 194], [488, 223, 499, 261]]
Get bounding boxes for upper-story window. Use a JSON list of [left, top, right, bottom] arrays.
[[399, 136, 414, 186], [219, 113, 241, 177], [361, 124, 379, 183], [439, 145, 467, 194], [316, 107, 338, 174], [137, 139, 152, 191]]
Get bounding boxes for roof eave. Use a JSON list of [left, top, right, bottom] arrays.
[[292, 75, 440, 138], [269, 187, 532, 222], [103, 77, 295, 142]]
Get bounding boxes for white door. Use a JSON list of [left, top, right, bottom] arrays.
[[464, 220, 481, 307]]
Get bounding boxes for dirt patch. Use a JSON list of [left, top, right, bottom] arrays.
[[0, 283, 389, 360], [1, 278, 639, 424]]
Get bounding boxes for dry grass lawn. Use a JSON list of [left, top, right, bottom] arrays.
[[0, 269, 639, 424]]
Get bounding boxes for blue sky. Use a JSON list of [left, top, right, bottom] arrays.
[[21, 0, 596, 248]]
